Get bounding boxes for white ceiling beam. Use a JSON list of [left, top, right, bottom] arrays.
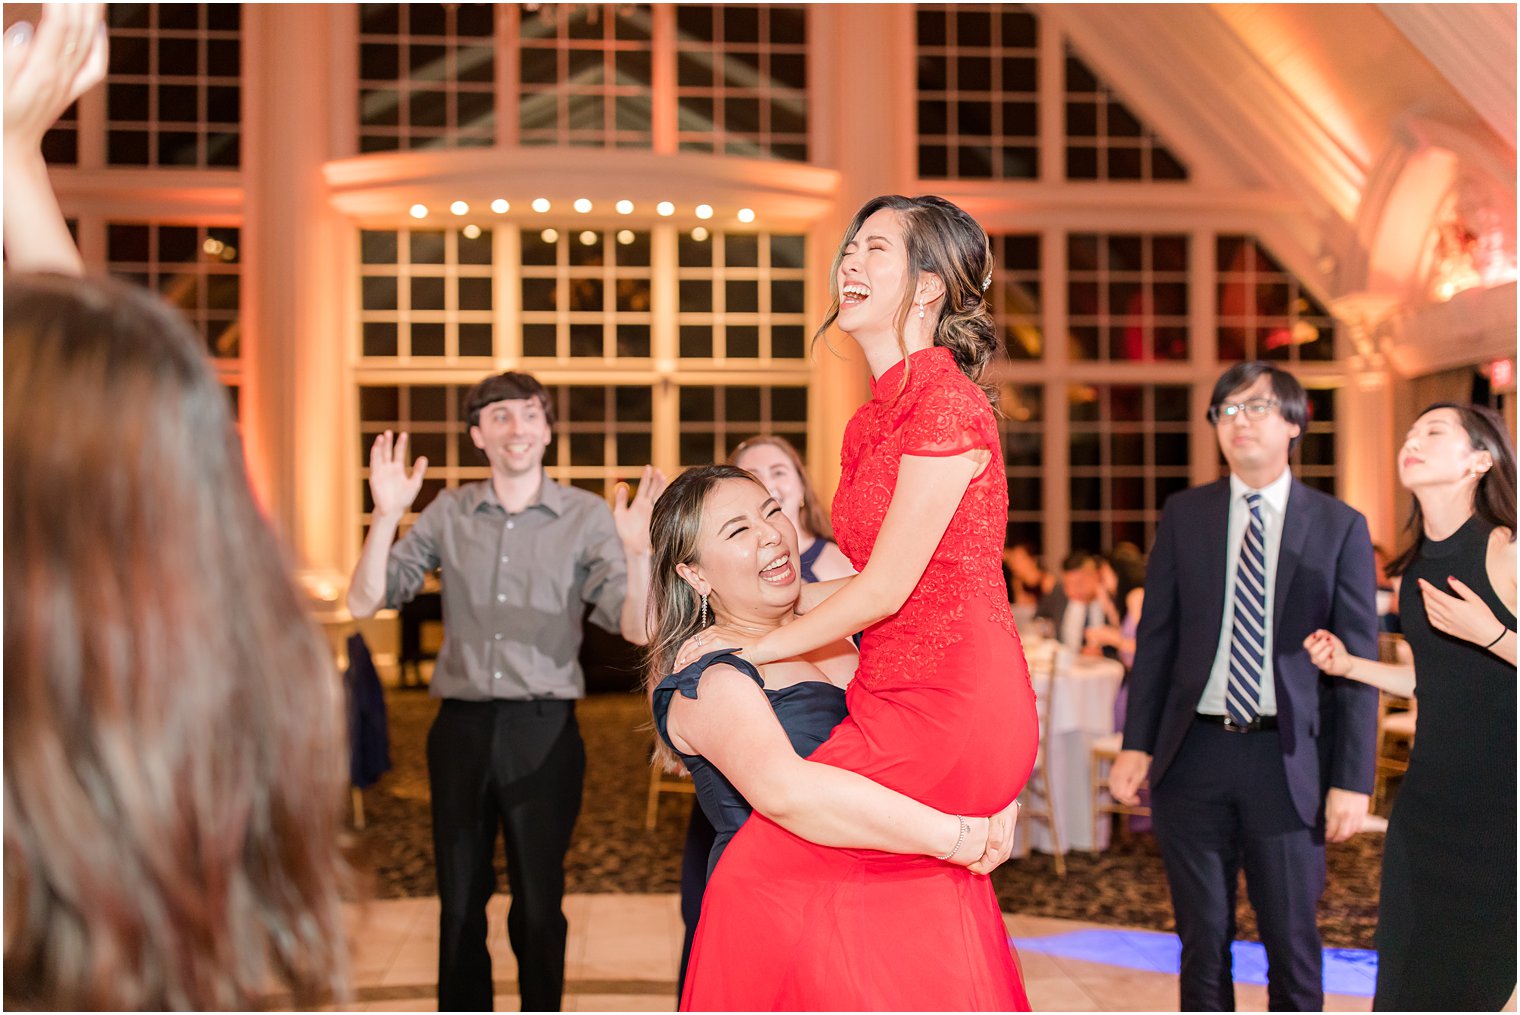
[[1377, 3, 1517, 151]]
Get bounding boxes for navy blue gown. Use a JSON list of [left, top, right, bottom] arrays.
[[656, 649, 848, 988]]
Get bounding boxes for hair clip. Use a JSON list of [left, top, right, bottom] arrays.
[[982, 274, 992, 291]]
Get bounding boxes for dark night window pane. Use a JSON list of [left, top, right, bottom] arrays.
[[458, 322, 493, 357], [362, 276, 398, 310], [158, 37, 199, 75], [410, 231, 446, 264], [918, 145, 948, 177], [570, 324, 602, 357], [363, 321, 399, 357], [458, 277, 492, 311], [360, 385, 400, 420], [110, 34, 151, 74], [771, 279, 804, 314], [157, 131, 199, 165], [207, 86, 239, 123], [616, 324, 651, 357], [108, 223, 151, 262], [773, 325, 805, 358], [108, 129, 151, 164], [411, 322, 445, 356], [679, 279, 713, 313], [360, 43, 399, 80], [727, 325, 759, 358], [680, 385, 715, 420], [109, 83, 151, 120], [521, 278, 557, 311], [680, 326, 713, 358], [725, 386, 760, 422], [523, 323, 556, 357], [916, 9, 946, 45], [206, 132, 240, 167], [411, 276, 446, 310]]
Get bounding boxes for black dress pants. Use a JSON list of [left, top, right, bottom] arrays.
[[1151, 722, 1326, 1012], [428, 698, 585, 1012]]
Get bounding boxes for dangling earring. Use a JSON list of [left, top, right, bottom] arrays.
[[699, 592, 709, 627], [917, 299, 925, 320]]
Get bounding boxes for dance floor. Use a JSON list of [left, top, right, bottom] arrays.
[[350, 684, 1385, 948], [317, 894, 1392, 1012]]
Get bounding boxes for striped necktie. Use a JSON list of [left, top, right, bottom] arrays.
[[1227, 491, 1267, 726]]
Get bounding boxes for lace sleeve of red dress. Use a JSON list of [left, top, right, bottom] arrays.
[[899, 380, 999, 458]]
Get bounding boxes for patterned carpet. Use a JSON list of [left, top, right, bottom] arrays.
[[347, 687, 1384, 949]]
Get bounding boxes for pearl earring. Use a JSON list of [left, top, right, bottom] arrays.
[[917, 300, 925, 319], [699, 593, 709, 627]]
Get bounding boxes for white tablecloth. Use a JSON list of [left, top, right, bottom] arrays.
[[1014, 638, 1126, 855]]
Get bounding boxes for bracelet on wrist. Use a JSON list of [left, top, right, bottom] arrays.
[[1485, 626, 1509, 650], [937, 815, 971, 861]]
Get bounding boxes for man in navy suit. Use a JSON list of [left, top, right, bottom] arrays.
[[1110, 362, 1378, 1011]]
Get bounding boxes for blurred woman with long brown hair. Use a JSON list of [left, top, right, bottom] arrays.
[[4, 7, 353, 1008]]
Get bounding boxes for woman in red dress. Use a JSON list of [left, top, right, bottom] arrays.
[[678, 195, 1039, 1010]]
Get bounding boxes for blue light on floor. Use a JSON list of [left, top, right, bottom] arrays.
[[1011, 929, 1377, 998]]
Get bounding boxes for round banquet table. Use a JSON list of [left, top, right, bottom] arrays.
[[1014, 637, 1126, 855]]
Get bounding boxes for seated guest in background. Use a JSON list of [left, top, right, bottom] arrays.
[[1110, 361, 1377, 1011], [1004, 542, 1056, 609], [1088, 547, 1148, 670], [345, 371, 663, 1012], [1036, 551, 1109, 651], [731, 435, 856, 583], [6, 10, 353, 1009]]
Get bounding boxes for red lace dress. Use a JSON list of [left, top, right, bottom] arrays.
[[682, 346, 1038, 1011]]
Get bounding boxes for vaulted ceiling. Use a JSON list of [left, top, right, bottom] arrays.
[[1050, 3, 1516, 374]]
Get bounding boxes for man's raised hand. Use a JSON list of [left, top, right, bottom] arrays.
[[369, 430, 428, 518]]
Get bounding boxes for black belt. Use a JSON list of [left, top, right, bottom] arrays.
[[442, 697, 574, 714], [1195, 712, 1278, 733]]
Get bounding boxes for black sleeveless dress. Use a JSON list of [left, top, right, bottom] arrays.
[[1375, 516, 1516, 1009]]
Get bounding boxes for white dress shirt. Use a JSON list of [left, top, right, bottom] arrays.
[[1059, 597, 1107, 652], [1197, 469, 1293, 716]]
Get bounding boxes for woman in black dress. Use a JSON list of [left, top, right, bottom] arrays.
[[1305, 402, 1516, 1010]]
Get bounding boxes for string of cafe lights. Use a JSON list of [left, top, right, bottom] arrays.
[[406, 197, 758, 243]]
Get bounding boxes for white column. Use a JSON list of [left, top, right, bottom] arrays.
[[806, 4, 916, 499], [1333, 295, 1401, 546], [242, 5, 350, 593]]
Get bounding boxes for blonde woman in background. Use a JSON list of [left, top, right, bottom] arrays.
[[731, 435, 856, 583]]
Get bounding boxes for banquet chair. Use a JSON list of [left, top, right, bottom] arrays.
[[1019, 651, 1067, 876], [1374, 695, 1417, 811], [1090, 731, 1150, 850], [645, 755, 697, 830]]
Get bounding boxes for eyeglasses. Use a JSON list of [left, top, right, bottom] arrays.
[[1208, 398, 1279, 424]]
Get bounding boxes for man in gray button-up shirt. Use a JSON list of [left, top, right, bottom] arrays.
[[347, 371, 661, 1012]]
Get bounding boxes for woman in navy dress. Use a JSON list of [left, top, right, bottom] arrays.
[[670, 435, 859, 992], [647, 466, 1019, 996], [1306, 402, 1516, 1009]]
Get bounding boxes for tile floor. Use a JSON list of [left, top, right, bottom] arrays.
[[330, 894, 1413, 1012]]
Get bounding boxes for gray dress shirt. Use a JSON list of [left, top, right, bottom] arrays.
[[384, 473, 628, 700]]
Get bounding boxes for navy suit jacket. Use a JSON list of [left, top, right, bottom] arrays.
[[1122, 477, 1379, 827]]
